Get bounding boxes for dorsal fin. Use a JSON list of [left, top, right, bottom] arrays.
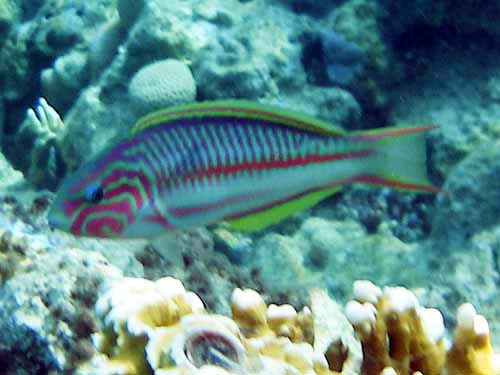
[[131, 100, 345, 136]]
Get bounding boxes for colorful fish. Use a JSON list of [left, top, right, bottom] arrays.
[[47, 100, 439, 238]]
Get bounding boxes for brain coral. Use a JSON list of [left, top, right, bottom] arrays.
[[129, 59, 196, 116]]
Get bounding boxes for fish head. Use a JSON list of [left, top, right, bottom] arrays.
[[48, 145, 153, 238]]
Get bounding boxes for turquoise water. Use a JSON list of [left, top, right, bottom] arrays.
[[1, 1, 499, 374]]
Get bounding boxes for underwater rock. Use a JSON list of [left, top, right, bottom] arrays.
[[141, 229, 262, 315], [0, 247, 122, 375], [60, 86, 121, 171], [124, 0, 205, 70], [249, 217, 427, 306], [191, 1, 302, 101], [213, 227, 253, 265], [0, 0, 19, 38], [312, 87, 362, 128], [117, 0, 145, 28], [41, 50, 90, 112], [195, 52, 276, 100], [29, 1, 114, 58], [278, 0, 341, 16], [249, 233, 308, 301], [301, 30, 364, 87], [328, 0, 392, 112], [316, 186, 432, 242], [0, 34, 32, 101], [193, 25, 279, 100], [87, 19, 126, 80], [433, 141, 500, 243], [0, 151, 24, 190], [419, 228, 500, 348]]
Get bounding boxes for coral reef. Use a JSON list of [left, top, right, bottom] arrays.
[[2, 0, 383, 179], [1, 1, 500, 374]]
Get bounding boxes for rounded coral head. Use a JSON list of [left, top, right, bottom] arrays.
[[129, 59, 197, 116]]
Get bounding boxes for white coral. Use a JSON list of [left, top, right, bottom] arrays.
[[21, 97, 65, 145]]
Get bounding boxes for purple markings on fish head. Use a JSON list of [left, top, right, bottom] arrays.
[[48, 142, 155, 238]]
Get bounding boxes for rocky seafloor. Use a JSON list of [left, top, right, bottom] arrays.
[[1, 0, 500, 374]]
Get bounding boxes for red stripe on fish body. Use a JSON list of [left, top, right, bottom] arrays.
[[134, 117, 372, 229]]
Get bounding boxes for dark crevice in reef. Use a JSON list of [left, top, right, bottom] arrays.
[[0, 347, 50, 375], [385, 21, 500, 81]]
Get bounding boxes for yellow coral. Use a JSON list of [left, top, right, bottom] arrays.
[[345, 280, 500, 375], [90, 277, 205, 374], [230, 288, 269, 338], [446, 303, 498, 375], [80, 277, 337, 375], [78, 276, 500, 375]]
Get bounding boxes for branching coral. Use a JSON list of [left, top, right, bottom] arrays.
[[78, 276, 500, 375], [344, 280, 500, 375], [16, 97, 66, 189], [447, 303, 500, 375]]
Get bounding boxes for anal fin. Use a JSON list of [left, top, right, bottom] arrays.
[[226, 187, 341, 232]]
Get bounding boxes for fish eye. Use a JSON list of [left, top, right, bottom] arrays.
[[85, 184, 104, 204]]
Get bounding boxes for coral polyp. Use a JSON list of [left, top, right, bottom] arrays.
[[183, 329, 244, 369], [178, 328, 245, 370]]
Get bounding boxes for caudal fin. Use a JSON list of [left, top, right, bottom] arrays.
[[352, 126, 441, 193]]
